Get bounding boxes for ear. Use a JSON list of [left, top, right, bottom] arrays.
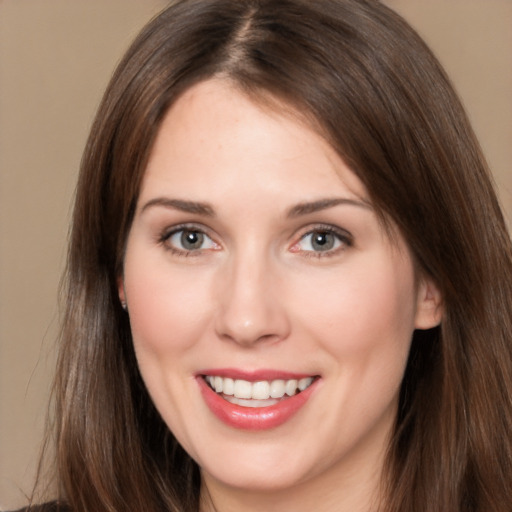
[[414, 277, 443, 330], [117, 275, 126, 304]]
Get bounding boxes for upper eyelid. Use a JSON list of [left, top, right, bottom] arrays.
[[156, 222, 353, 250], [157, 223, 219, 248], [160, 223, 352, 238], [289, 224, 354, 256], [158, 225, 220, 256], [160, 222, 213, 238], [295, 223, 353, 241]]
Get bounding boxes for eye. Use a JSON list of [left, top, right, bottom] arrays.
[[291, 226, 352, 256], [163, 227, 219, 254]]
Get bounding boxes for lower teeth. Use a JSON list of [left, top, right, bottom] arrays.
[[222, 395, 281, 408]]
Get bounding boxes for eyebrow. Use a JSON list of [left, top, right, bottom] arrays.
[[140, 197, 215, 216], [140, 196, 371, 218], [286, 197, 372, 217]]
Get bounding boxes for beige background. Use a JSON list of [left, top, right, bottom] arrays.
[[1, 0, 511, 509]]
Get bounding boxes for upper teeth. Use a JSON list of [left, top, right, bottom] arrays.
[[205, 376, 314, 400]]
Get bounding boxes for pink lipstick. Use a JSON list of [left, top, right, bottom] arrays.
[[197, 369, 319, 430]]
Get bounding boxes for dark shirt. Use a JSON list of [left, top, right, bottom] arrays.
[[11, 503, 71, 512]]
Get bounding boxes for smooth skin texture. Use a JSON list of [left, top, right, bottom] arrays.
[[119, 79, 442, 512]]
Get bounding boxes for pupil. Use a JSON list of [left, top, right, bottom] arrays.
[[312, 232, 334, 251], [181, 230, 203, 250]]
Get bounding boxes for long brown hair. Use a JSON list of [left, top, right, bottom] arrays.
[[37, 0, 512, 510]]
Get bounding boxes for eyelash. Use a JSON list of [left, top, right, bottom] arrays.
[[157, 223, 353, 258], [291, 224, 353, 258], [158, 224, 219, 257]]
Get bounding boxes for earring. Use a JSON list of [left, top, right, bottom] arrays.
[[121, 301, 128, 311]]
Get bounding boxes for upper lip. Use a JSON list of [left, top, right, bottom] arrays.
[[197, 368, 317, 381]]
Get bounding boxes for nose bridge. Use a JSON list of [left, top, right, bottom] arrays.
[[215, 242, 288, 346]]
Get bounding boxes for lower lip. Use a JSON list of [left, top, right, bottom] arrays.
[[197, 376, 318, 430]]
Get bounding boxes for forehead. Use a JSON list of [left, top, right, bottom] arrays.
[[141, 79, 368, 206]]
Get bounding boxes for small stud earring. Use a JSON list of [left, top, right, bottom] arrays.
[[121, 301, 128, 311]]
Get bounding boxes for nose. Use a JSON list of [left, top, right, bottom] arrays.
[[214, 250, 290, 347]]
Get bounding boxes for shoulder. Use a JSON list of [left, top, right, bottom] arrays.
[[8, 503, 71, 512]]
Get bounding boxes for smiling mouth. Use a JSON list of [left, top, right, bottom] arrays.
[[203, 375, 316, 408]]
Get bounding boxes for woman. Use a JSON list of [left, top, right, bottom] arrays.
[[23, 0, 512, 510]]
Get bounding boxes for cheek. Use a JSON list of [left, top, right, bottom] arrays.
[[295, 254, 418, 359], [124, 254, 214, 354]]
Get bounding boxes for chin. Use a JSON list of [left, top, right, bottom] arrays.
[[202, 461, 312, 493]]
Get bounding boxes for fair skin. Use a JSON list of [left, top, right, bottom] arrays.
[[119, 79, 442, 512]]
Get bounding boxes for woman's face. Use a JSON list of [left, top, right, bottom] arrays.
[[120, 79, 441, 501]]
